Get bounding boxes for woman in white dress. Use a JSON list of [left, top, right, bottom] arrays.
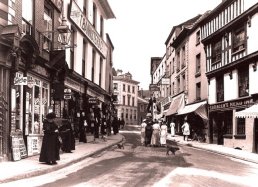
[[140, 119, 147, 145], [151, 119, 161, 147], [160, 121, 168, 146], [170, 120, 175, 137]]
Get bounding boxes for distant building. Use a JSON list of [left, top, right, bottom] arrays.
[[113, 69, 139, 125], [137, 89, 151, 124]]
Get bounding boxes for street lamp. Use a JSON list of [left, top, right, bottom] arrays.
[[57, 15, 71, 46]]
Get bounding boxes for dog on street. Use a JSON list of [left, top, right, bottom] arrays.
[[166, 145, 179, 155], [117, 142, 124, 149]]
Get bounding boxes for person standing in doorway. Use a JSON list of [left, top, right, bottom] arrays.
[[170, 120, 176, 137], [182, 119, 190, 141]]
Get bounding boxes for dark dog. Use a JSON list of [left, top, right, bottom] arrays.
[[117, 142, 124, 149], [166, 145, 179, 155]]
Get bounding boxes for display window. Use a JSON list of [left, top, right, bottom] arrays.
[[11, 72, 24, 132], [25, 75, 50, 135]]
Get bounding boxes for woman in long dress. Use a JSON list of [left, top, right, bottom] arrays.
[[140, 119, 147, 145], [170, 120, 175, 137], [39, 112, 60, 165], [160, 121, 168, 146], [151, 119, 161, 147]]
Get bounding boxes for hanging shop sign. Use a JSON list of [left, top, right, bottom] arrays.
[[69, 0, 107, 57], [149, 84, 160, 92], [88, 97, 99, 105], [161, 78, 170, 85]]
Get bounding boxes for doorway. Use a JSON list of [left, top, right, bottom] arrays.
[[254, 119, 258, 153]]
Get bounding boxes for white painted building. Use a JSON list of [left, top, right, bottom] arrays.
[[113, 70, 139, 125]]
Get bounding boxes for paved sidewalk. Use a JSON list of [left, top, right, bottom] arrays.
[[0, 134, 123, 184], [167, 134, 258, 164]]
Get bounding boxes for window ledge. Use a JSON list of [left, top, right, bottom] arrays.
[[232, 48, 245, 56], [234, 134, 246, 139], [223, 134, 233, 139], [211, 60, 221, 65]]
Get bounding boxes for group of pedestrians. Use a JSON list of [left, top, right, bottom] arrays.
[[140, 117, 168, 147], [39, 112, 120, 165]]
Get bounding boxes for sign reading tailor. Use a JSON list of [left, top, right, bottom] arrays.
[[69, 0, 107, 57]]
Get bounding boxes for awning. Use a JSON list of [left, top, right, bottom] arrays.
[[165, 93, 184, 116], [178, 100, 208, 120], [235, 104, 258, 118]]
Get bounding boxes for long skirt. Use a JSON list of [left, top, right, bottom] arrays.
[[141, 131, 145, 145], [160, 131, 167, 145], [151, 129, 160, 146]]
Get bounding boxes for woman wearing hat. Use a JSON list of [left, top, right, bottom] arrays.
[[39, 112, 60, 165]]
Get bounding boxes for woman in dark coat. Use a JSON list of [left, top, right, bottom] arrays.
[[112, 117, 119, 135], [59, 119, 75, 152], [145, 120, 153, 147], [39, 112, 60, 165]]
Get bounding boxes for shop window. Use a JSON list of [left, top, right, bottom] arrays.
[[25, 76, 49, 135], [232, 25, 246, 53], [216, 76, 224, 102], [212, 39, 222, 64], [238, 67, 249, 97], [224, 111, 233, 134], [237, 118, 245, 135]]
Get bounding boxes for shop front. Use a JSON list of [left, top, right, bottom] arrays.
[[209, 96, 254, 150], [177, 100, 208, 142], [235, 103, 258, 153], [165, 93, 185, 134]]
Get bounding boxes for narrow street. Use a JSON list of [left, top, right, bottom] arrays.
[[2, 125, 258, 187]]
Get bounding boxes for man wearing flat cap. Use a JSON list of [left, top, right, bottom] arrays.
[[39, 112, 60, 165]]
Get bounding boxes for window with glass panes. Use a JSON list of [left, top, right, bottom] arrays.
[[216, 76, 224, 102], [232, 25, 246, 53], [212, 39, 222, 64], [238, 66, 249, 97], [224, 111, 233, 134], [237, 116, 245, 135]]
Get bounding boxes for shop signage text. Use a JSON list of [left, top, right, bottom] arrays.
[[149, 84, 160, 91], [14, 76, 27, 85], [69, 0, 107, 57], [209, 97, 254, 111]]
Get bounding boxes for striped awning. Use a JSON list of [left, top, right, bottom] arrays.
[[235, 104, 258, 118]]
